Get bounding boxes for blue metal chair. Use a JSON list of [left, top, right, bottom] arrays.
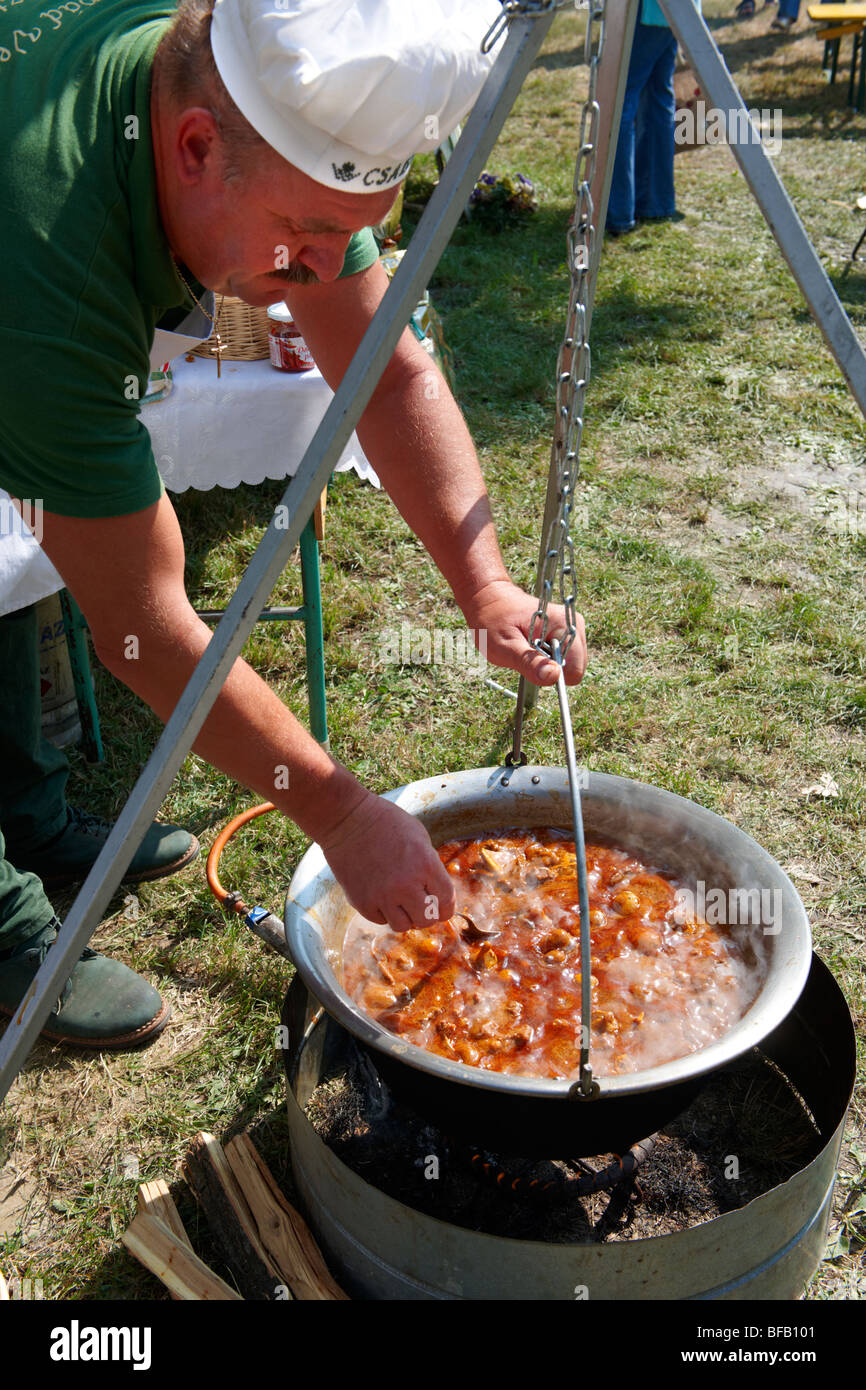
[[60, 494, 330, 760]]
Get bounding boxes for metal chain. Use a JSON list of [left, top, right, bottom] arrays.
[[502, 0, 605, 773], [527, 0, 605, 663], [545, 5, 607, 1098], [489, 0, 607, 1100], [481, 1, 605, 667], [482, 0, 562, 54], [542, 9, 607, 1097]]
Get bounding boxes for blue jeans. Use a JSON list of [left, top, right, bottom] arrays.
[[777, 0, 800, 17], [607, 23, 679, 232]]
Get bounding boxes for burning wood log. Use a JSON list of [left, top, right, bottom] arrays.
[[225, 1133, 348, 1300], [122, 1212, 242, 1300], [183, 1132, 287, 1302]]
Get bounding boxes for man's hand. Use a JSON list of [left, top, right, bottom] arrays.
[[461, 578, 587, 687], [319, 792, 456, 931]]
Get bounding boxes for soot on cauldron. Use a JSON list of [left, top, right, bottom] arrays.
[[305, 1036, 822, 1245]]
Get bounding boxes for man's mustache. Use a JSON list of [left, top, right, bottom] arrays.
[[266, 263, 319, 286]]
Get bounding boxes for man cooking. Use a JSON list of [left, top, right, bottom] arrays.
[[0, 0, 586, 1050]]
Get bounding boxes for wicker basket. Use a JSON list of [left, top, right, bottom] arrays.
[[192, 295, 271, 362]]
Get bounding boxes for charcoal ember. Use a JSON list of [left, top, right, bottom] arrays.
[[305, 1037, 821, 1245]]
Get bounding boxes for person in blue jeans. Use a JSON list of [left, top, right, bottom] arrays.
[[736, 0, 798, 28], [606, 0, 686, 236], [771, 0, 799, 28]]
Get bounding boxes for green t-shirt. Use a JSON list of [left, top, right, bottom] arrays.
[[0, 0, 377, 519]]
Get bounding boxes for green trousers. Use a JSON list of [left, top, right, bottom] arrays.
[[0, 603, 67, 949]]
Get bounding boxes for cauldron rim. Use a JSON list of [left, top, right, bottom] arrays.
[[284, 765, 812, 1102]]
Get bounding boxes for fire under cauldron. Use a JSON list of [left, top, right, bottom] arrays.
[[282, 766, 816, 1157]]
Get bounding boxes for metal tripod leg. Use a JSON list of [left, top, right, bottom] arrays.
[[0, 8, 558, 1105], [661, 0, 866, 413]]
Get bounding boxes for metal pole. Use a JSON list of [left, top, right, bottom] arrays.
[[0, 8, 557, 1105], [585, 0, 640, 335], [661, 0, 866, 415], [524, 0, 638, 713]]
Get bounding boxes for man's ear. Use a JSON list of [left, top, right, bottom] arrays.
[[173, 106, 223, 185]]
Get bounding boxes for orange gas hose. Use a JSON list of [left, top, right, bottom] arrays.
[[206, 802, 276, 914]]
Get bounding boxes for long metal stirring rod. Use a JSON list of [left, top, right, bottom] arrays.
[[547, 639, 599, 1101], [0, 7, 558, 1106]]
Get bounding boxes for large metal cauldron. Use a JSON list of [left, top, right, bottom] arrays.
[[284, 766, 812, 1154]]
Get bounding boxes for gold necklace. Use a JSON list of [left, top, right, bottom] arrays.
[[173, 261, 224, 378]]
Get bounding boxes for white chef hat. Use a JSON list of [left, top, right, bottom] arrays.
[[210, 0, 506, 191]]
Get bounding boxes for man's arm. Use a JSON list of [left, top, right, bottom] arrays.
[[33, 494, 456, 930], [30, 262, 583, 933], [285, 259, 587, 687]]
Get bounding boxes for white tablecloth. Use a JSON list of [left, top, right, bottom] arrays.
[[0, 355, 377, 617]]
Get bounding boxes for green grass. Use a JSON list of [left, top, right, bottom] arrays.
[[1, 1, 864, 1299]]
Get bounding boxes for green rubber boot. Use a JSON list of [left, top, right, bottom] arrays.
[[0, 920, 170, 1049], [6, 806, 200, 889]]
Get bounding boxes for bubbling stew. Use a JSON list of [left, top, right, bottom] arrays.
[[342, 829, 761, 1079]]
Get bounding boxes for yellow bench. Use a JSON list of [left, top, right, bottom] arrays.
[[807, 4, 866, 19], [808, 4, 866, 106]]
